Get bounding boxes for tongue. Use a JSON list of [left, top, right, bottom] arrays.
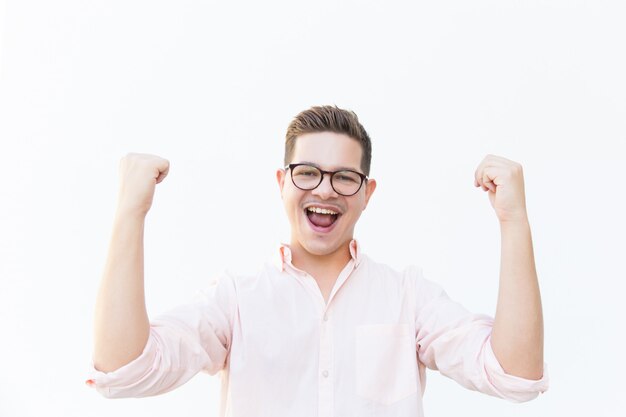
[[308, 212, 336, 228]]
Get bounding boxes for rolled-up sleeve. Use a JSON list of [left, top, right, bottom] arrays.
[[412, 267, 549, 402], [86, 271, 237, 398]]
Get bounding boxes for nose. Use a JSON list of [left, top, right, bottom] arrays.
[[312, 172, 338, 199]]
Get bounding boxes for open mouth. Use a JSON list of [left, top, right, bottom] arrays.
[[305, 206, 340, 231]]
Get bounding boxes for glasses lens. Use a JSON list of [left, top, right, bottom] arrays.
[[333, 171, 361, 195], [291, 165, 322, 189], [332, 171, 363, 195]]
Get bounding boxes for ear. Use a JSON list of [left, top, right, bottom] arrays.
[[276, 168, 286, 196], [363, 178, 377, 209]]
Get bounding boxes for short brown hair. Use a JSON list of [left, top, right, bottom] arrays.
[[284, 105, 372, 176]]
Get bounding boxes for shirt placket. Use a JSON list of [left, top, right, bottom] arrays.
[[284, 257, 358, 417], [316, 262, 356, 417], [290, 270, 335, 417], [318, 309, 334, 417]]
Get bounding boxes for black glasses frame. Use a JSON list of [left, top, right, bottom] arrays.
[[285, 163, 368, 196]]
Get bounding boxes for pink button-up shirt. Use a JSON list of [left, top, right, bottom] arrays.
[[87, 241, 548, 416]]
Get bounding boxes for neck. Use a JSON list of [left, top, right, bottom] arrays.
[[289, 241, 352, 282]]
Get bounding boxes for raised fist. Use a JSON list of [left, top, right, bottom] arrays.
[[473, 154, 528, 223], [116, 153, 170, 217]]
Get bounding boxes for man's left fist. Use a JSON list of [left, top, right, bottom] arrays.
[[474, 154, 529, 223]]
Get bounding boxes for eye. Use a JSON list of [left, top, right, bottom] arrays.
[[335, 172, 360, 183], [293, 166, 320, 177]]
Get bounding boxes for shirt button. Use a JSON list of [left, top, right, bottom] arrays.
[[322, 370, 329, 378], [323, 314, 329, 321]]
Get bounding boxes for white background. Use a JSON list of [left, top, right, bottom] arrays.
[[1, 1, 625, 416]]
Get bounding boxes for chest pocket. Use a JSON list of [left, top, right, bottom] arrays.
[[355, 323, 418, 405]]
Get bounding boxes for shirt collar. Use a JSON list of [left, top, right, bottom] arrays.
[[274, 239, 362, 272]]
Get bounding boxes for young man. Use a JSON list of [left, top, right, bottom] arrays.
[[87, 106, 548, 416]]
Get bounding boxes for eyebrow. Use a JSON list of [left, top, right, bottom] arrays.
[[295, 161, 361, 172]]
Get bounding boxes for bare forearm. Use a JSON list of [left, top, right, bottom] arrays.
[[491, 218, 544, 379], [93, 209, 150, 372]]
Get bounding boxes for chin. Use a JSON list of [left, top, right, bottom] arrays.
[[302, 243, 338, 257], [290, 212, 353, 257], [299, 234, 347, 257]]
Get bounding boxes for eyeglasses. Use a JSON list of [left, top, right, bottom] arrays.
[[285, 163, 368, 196]]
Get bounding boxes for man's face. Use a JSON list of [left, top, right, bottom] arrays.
[[276, 132, 376, 257]]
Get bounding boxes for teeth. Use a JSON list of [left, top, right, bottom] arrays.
[[307, 207, 338, 215]]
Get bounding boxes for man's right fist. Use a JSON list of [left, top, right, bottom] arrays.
[[116, 153, 170, 217]]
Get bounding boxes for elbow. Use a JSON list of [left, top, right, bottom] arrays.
[[92, 348, 146, 374], [483, 336, 549, 402], [499, 362, 545, 381]]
